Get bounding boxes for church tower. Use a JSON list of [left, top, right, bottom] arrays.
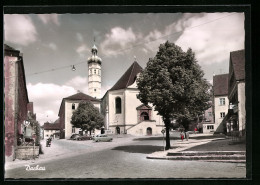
[[87, 44, 102, 99]]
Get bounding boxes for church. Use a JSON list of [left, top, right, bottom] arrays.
[[58, 44, 164, 139]]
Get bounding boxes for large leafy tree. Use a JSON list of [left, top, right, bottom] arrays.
[[71, 101, 104, 134], [137, 41, 210, 150]]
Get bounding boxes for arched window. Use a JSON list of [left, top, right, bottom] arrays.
[[72, 103, 75, 110], [115, 97, 121, 114]]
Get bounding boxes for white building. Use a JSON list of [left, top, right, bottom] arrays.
[[226, 49, 246, 137], [58, 92, 101, 139], [101, 60, 164, 135], [213, 74, 229, 133], [43, 120, 60, 139]]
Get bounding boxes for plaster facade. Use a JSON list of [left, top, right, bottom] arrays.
[[88, 62, 101, 99], [237, 82, 246, 132], [4, 45, 30, 160], [103, 79, 164, 136], [4, 56, 17, 158], [214, 96, 229, 133], [64, 100, 100, 139]]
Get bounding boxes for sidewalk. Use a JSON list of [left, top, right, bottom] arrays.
[[147, 133, 246, 163]]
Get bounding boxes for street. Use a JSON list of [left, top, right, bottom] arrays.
[[5, 134, 246, 179]]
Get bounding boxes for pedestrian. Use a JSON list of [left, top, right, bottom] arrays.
[[180, 131, 184, 141], [194, 127, 197, 134]]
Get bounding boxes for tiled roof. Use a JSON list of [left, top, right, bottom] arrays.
[[43, 122, 60, 130], [58, 92, 100, 116], [4, 44, 16, 50], [64, 92, 99, 101], [109, 61, 143, 91], [230, 49, 245, 81], [213, 74, 229, 96], [4, 44, 20, 57], [54, 118, 60, 124]]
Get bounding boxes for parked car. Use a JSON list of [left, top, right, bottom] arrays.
[[69, 134, 80, 140], [76, 134, 92, 140], [93, 134, 113, 142]]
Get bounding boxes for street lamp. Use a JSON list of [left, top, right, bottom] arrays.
[[161, 129, 165, 151]]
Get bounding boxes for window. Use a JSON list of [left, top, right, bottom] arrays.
[[219, 98, 225, 106], [72, 127, 75, 133], [220, 112, 225, 118], [94, 89, 96, 92], [141, 112, 150, 120], [72, 103, 75, 110], [207, 125, 214, 130], [94, 69, 96, 74], [89, 69, 92, 75], [115, 97, 122, 114]]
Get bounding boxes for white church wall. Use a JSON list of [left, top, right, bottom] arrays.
[[108, 90, 125, 127], [124, 89, 141, 125], [151, 106, 164, 126], [127, 121, 162, 135], [127, 80, 164, 126]]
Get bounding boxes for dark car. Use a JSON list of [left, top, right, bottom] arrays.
[[76, 134, 92, 140], [69, 134, 80, 140]]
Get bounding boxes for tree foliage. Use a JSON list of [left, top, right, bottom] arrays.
[[137, 41, 210, 149], [71, 101, 104, 133]]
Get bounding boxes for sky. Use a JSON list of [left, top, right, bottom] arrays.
[[4, 13, 245, 125]]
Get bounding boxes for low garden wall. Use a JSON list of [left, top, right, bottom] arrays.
[[15, 146, 39, 160]]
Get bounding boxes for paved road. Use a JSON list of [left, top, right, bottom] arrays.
[[5, 134, 246, 179]]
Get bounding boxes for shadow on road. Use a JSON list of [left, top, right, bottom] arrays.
[[111, 145, 170, 154]]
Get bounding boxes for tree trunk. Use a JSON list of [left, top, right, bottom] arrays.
[[165, 118, 171, 150]]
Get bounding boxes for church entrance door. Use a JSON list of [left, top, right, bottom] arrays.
[[147, 127, 152, 135], [116, 126, 120, 134]]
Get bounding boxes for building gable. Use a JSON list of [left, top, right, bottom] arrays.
[[136, 104, 152, 110], [109, 61, 143, 91]]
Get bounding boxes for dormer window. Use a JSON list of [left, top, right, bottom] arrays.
[[72, 103, 75, 110]]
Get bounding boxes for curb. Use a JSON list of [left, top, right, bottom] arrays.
[[146, 156, 246, 163], [167, 151, 246, 156], [147, 151, 246, 162]]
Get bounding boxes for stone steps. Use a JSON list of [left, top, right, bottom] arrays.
[[147, 151, 246, 163]]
